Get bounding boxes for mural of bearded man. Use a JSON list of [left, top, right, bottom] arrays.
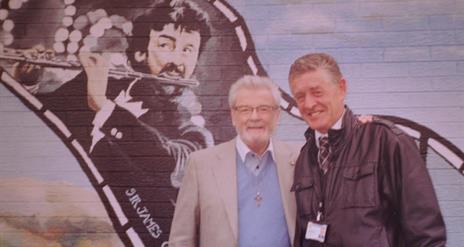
[[7, 0, 219, 245]]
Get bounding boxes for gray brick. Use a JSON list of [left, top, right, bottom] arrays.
[[396, 31, 456, 46], [0, 140, 73, 158], [319, 48, 384, 63], [429, 15, 458, 30], [347, 91, 463, 108], [408, 61, 457, 76], [339, 63, 363, 78], [431, 46, 464, 60], [0, 156, 83, 172], [263, 34, 318, 50], [258, 50, 309, 66], [383, 17, 429, 31], [357, 1, 411, 18], [353, 106, 464, 123], [439, 201, 464, 217], [426, 151, 457, 170], [425, 122, 464, 138], [0, 96, 31, 112], [0, 126, 59, 142], [457, 62, 464, 74], [236, 4, 286, 21], [444, 217, 464, 233], [311, 2, 359, 19], [446, 232, 464, 247], [446, 138, 464, 152], [436, 185, 464, 201], [430, 76, 464, 91], [455, 31, 464, 44], [0, 112, 46, 127], [407, 0, 456, 16], [305, 31, 456, 49], [0, 84, 9, 96], [359, 62, 410, 77], [261, 17, 337, 35], [457, 1, 464, 14], [384, 47, 431, 62], [334, 18, 383, 32], [348, 77, 434, 93], [429, 169, 464, 185], [455, 15, 464, 27], [269, 64, 298, 83], [275, 126, 307, 142]]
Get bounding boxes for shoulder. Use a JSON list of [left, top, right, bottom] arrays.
[[359, 115, 406, 137], [357, 116, 416, 147], [273, 139, 302, 156], [189, 140, 234, 160]]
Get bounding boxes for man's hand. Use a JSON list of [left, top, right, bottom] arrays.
[[358, 114, 373, 123], [79, 52, 109, 112]]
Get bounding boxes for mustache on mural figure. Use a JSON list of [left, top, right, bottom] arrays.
[[159, 63, 185, 79]]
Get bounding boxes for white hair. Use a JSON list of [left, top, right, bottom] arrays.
[[228, 75, 281, 108]]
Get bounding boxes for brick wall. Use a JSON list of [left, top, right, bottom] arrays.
[[0, 0, 463, 246]]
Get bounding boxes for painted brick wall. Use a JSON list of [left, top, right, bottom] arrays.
[[0, 0, 463, 246]]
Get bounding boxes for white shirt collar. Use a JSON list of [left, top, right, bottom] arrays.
[[315, 109, 345, 147], [235, 136, 275, 176], [236, 136, 275, 161]]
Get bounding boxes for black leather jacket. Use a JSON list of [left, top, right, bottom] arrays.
[[292, 107, 446, 247]]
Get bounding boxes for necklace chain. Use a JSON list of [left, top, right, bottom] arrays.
[[251, 154, 268, 207]]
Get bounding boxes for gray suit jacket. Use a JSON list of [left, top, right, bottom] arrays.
[[169, 138, 299, 247]]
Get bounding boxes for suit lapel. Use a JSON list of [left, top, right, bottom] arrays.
[[212, 139, 238, 242], [274, 141, 297, 242]]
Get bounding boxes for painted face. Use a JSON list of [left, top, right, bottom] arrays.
[[290, 69, 346, 134], [231, 87, 280, 153], [145, 23, 201, 79]]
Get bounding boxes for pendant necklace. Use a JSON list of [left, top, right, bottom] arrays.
[[252, 156, 267, 207], [254, 191, 263, 206]]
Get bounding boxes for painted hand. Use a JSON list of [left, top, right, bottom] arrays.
[[79, 52, 109, 111]]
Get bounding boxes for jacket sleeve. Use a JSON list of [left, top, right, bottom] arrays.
[[92, 101, 214, 188], [388, 132, 446, 246], [293, 215, 304, 247], [169, 154, 200, 247]]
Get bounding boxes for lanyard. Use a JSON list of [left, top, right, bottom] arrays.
[[316, 169, 328, 222]]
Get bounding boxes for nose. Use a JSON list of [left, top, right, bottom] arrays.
[[170, 48, 184, 66], [249, 108, 261, 120], [303, 95, 317, 110]]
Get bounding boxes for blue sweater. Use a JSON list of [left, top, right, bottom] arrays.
[[237, 151, 290, 247]]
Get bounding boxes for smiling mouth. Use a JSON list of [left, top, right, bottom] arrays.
[[247, 126, 264, 131], [307, 110, 323, 118]]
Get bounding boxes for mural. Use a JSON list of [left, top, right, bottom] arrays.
[[0, 0, 462, 246]]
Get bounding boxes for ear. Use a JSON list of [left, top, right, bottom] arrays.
[[275, 107, 281, 121], [338, 78, 347, 98], [229, 108, 237, 127], [230, 109, 236, 127], [134, 51, 147, 63]]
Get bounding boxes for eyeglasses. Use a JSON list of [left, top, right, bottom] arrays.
[[233, 105, 278, 116]]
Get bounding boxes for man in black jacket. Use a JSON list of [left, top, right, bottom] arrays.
[[288, 52, 446, 247]]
